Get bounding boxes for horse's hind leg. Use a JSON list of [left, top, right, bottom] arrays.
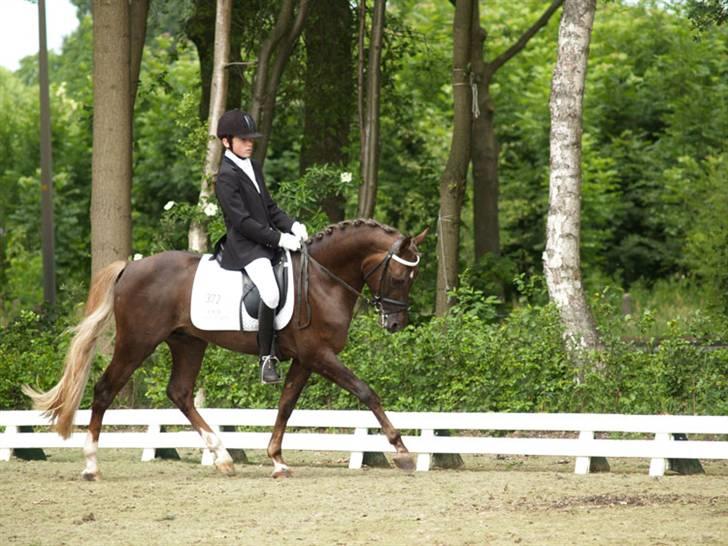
[[84, 334, 158, 480], [267, 359, 311, 478], [165, 334, 235, 476]]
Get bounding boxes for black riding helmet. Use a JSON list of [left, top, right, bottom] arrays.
[[216, 110, 262, 140]]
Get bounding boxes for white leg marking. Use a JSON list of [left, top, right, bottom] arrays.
[[82, 431, 99, 477], [273, 460, 290, 474], [201, 430, 233, 466]]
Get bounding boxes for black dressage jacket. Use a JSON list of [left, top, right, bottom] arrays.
[[214, 155, 294, 270]]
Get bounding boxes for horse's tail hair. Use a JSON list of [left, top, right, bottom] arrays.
[[22, 260, 127, 439]]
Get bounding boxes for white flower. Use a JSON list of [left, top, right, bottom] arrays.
[[133, 253, 143, 261], [163, 200, 176, 211], [340, 171, 353, 183], [203, 202, 219, 217]]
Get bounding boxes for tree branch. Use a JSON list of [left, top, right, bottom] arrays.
[[251, 0, 295, 121], [487, 0, 563, 76]]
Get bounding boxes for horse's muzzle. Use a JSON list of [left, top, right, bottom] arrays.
[[383, 311, 408, 333]]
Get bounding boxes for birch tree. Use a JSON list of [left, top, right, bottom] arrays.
[[435, 0, 473, 315], [543, 0, 601, 367], [185, 0, 244, 121], [357, 0, 386, 219], [188, 0, 232, 253]]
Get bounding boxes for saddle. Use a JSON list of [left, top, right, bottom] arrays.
[[212, 242, 288, 318], [189, 245, 294, 332]]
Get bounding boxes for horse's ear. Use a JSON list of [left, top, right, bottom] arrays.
[[413, 227, 429, 246]]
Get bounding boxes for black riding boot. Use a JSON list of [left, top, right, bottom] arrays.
[[257, 301, 281, 384]]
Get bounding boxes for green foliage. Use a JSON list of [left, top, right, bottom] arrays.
[[681, 153, 728, 313], [140, 282, 727, 415], [0, 310, 71, 409], [1, 280, 725, 416], [276, 164, 354, 233]]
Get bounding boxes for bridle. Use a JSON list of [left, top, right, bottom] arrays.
[[362, 240, 420, 327], [297, 238, 420, 329]]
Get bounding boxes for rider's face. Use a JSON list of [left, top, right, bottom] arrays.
[[230, 136, 254, 158]]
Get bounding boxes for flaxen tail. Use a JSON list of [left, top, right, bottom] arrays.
[[22, 261, 127, 438]]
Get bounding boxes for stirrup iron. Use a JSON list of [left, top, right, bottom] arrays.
[[260, 355, 282, 384]]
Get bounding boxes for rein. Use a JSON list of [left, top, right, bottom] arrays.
[[296, 239, 419, 329]]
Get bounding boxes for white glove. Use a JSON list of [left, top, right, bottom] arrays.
[[291, 221, 309, 242], [278, 232, 301, 251]]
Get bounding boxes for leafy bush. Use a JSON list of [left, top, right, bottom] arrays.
[[2, 282, 726, 417], [130, 281, 728, 417], [0, 310, 72, 409]]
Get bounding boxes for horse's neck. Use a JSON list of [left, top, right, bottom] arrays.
[[310, 228, 391, 288]]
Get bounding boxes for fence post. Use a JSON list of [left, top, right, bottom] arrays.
[[349, 427, 367, 469], [416, 429, 434, 472], [141, 423, 160, 462], [0, 425, 17, 461], [574, 430, 593, 474]]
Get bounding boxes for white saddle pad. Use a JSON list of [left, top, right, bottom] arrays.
[[190, 253, 294, 331]]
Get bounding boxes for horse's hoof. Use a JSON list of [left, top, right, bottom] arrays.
[[271, 465, 292, 479], [81, 471, 99, 481], [216, 461, 236, 476], [392, 453, 415, 472]]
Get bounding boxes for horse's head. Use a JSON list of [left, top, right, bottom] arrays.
[[362, 227, 428, 332]]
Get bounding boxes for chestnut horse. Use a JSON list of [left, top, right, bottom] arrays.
[[24, 219, 427, 479]]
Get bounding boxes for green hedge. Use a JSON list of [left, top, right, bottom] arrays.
[[2, 301, 727, 416], [137, 299, 728, 416]]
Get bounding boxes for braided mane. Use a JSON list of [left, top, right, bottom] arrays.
[[308, 218, 398, 245]]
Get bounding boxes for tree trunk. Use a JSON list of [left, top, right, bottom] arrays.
[[186, 0, 244, 122], [129, 0, 149, 110], [543, 0, 600, 369], [357, 0, 367, 174], [188, 0, 232, 253], [435, 0, 473, 316], [357, 0, 386, 219], [472, 85, 500, 260], [471, 0, 564, 262], [251, 0, 310, 165], [38, 0, 55, 310], [470, 2, 499, 260], [300, 0, 354, 222], [91, 0, 132, 275]]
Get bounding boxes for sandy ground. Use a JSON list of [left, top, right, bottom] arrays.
[[1, 449, 726, 545]]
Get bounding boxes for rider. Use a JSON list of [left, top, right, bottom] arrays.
[[214, 109, 308, 384]]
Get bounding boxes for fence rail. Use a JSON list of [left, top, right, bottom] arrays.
[[1, 409, 726, 476]]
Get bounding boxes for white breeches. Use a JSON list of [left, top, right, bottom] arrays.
[[244, 257, 280, 309]]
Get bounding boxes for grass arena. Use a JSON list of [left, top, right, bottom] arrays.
[[2, 449, 726, 545]]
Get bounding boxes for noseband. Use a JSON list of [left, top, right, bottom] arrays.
[[297, 238, 420, 329]]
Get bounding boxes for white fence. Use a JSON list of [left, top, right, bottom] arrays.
[[1, 409, 727, 476]]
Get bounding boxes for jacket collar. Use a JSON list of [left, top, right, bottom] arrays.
[[223, 150, 260, 192]]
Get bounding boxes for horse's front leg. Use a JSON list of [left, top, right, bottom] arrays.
[[311, 349, 415, 471], [268, 359, 311, 478]]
